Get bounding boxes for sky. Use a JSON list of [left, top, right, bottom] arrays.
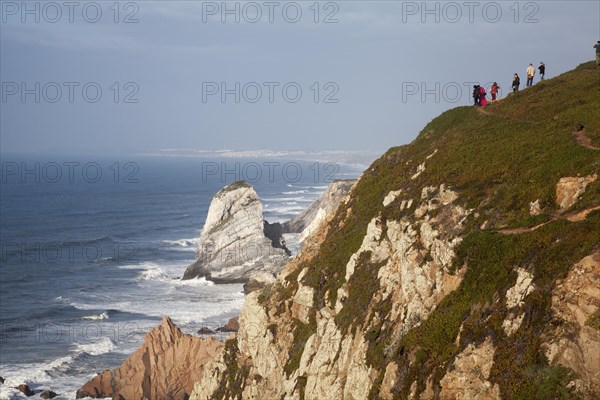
[[1, 0, 599, 155]]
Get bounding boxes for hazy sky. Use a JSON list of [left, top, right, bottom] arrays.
[[1, 0, 598, 155]]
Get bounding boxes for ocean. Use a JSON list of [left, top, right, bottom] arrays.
[[0, 155, 365, 399]]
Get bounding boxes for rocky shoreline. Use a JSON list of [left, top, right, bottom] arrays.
[[74, 179, 354, 399]]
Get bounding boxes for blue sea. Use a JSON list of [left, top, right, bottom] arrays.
[[0, 155, 366, 399]]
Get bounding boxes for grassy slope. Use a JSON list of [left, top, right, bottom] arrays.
[[270, 62, 599, 399]]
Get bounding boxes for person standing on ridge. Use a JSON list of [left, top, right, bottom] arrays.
[[512, 74, 520, 93], [490, 82, 500, 102], [595, 41, 600, 66], [479, 85, 487, 106], [538, 62, 546, 80], [473, 85, 481, 106], [526, 63, 535, 86]]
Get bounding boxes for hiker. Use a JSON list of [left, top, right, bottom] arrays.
[[473, 85, 481, 106], [595, 41, 600, 66], [512, 73, 520, 93], [490, 82, 500, 101], [526, 63, 535, 86], [538, 62, 546, 80], [479, 85, 487, 106]]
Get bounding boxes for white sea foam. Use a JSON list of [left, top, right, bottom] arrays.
[[262, 196, 315, 202], [171, 276, 215, 287], [82, 311, 109, 320], [138, 264, 169, 281], [0, 355, 75, 397], [0, 346, 119, 399], [162, 238, 199, 247], [282, 190, 309, 195], [119, 261, 190, 282], [74, 337, 116, 356], [263, 205, 306, 215], [71, 287, 244, 326], [133, 263, 214, 286]]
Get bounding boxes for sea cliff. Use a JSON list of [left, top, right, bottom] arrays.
[[79, 62, 600, 400]]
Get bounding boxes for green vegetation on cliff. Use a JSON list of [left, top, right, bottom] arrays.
[[272, 62, 599, 399]]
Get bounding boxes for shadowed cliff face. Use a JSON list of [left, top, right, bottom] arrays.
[[76, 316, 222, 400], [182, 181, 290, 283]]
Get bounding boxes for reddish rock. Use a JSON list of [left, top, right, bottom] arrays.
[[76, 316, 223, 400], [16, 384, 34, 396], [217, 316, 239, 332]]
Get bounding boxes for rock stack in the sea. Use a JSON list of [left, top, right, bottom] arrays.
[[183, 181, 291, 283], [76, 316, 222, 400], [283, 179, 355, 241]]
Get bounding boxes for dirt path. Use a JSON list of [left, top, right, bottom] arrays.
[[573, 129, 600, 150], [475, 106, 494, 116], [498, 204, 600, 235]]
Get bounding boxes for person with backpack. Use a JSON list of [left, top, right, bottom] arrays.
[[526, 63, 535, 86], [512, 74, 520, 93], [538, 62, 546, 80], [473, 85, 481, 106], [595, 41, 600, 66], [490, 82, 500, 101], [479, 85, 487, 106]]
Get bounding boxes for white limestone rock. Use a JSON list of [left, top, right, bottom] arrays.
[[183, 181, 290, 283]]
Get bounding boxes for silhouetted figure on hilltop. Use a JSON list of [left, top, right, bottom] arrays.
[[538, 62, 546, 80], [473, 85, 481, 106], [512, 74, 520, 93]]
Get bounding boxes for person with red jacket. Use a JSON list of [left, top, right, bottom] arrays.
[[479, 85, 487, 106], [490, 82, 500, 101]]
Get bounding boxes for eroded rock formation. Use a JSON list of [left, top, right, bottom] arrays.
[[183, 181, 290, 283], [189, 180, 472, 400], [76, 316, 222, 400], [543, 252, 600, 399], [283, 179, 355, 241], [556, 174, 597, 210]]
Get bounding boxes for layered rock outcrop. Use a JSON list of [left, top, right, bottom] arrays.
[[76, 316, 222, 400], [556, 174, 597, 210], [189, 179, 471, 400], [283, 179, 355, 241], [543, 251, 600, 398], [183, 181, 290, 283], [438, 338, 500, 399]]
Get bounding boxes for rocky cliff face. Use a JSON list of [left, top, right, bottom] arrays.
[[189, 177, 472, 400], [183, 181, 290, 283], [543, 251, 600, 398], [283, 179, 355, 242], [77, 316, 222, 400], [188, 174, 599, 400], [79, 63, 600, 400], [185, 65, 600, 399]]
